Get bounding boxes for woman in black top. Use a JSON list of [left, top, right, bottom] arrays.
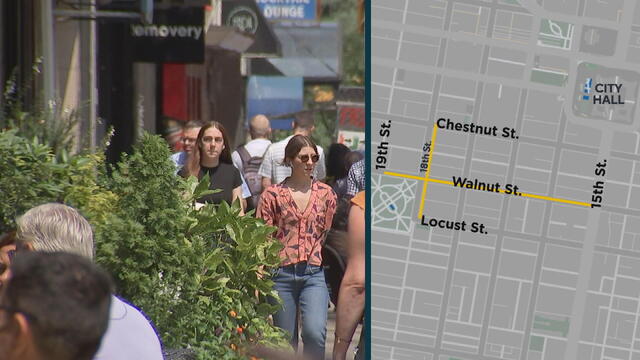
[[180, 121, 245, 215]]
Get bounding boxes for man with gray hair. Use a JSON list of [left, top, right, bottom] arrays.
[[15, 203, 94, 258], [7, 203, 164, 360]]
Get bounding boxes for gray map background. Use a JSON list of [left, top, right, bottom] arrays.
[[371, 1, 640, 359]]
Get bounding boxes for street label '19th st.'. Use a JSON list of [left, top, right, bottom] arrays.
[[376, 120, 391, 170]]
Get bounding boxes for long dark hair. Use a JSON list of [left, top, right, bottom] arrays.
[[182, 121, 233, 178], [282, 135, 318, 167], [326, 143, 350, 179]]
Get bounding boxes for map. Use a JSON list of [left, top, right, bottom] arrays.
[[370, 1, 640, 360]]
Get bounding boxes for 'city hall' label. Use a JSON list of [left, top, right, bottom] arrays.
[[582, 78, 625, 104]]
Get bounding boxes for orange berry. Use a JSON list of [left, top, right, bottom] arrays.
[[229, 310, 237, 318]]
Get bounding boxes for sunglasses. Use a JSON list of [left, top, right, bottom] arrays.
[[298, 154, 320, 163]]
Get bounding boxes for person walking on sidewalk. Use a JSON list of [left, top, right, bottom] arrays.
[[180, 121, 245, 215], [257, 135, 337, 360], [232, 114, 272, 211], [173, 121, 252, 209], [170, 120, 205, 170], [259, 112, 327, 190]]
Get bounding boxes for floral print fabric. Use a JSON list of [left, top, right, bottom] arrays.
[[257, 181, 337, 266]]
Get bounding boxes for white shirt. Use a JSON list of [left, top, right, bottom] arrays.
[[258, 135, 326, 184], [231, 138, 272, 172], [93, 296, 164, 360]]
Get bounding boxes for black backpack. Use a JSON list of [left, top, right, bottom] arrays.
[[237, 145, 264, 210]]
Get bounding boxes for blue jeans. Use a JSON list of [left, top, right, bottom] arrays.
[[269, 262, 329, 360]]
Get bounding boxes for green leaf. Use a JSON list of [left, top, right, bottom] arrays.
[[225, 224, 236, 241], [193, 173, 212, 198]]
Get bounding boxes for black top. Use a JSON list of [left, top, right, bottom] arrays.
[[198, 163, 243, 205]]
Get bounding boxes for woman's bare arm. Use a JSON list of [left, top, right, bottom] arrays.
[[333, 204, 365, 360]]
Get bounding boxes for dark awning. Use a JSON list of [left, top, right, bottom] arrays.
[[250, 22, 342, 82], [205, 26, 255, 53]]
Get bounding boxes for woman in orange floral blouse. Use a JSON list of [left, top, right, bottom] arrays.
[[257, 135, 337, 360]]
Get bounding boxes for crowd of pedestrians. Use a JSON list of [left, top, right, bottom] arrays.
[[0, 112, 366, 359], [176, 113, 366, 359]]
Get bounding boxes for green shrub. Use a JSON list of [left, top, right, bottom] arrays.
[[0, 129, 288, 358], [0, 129, 114, 232]]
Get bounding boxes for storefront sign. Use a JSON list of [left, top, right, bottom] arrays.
[[130, 7, 204, 63], [226, 5, 259, 34], [256, 0, 317, 21], [222, 0, 280, 56]]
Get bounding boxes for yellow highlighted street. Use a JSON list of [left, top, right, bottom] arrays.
[[383, 172, 427, 181], [383, 170, 592, 209], [418, 124, 439, 219], [517, 193, 591, 207]]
